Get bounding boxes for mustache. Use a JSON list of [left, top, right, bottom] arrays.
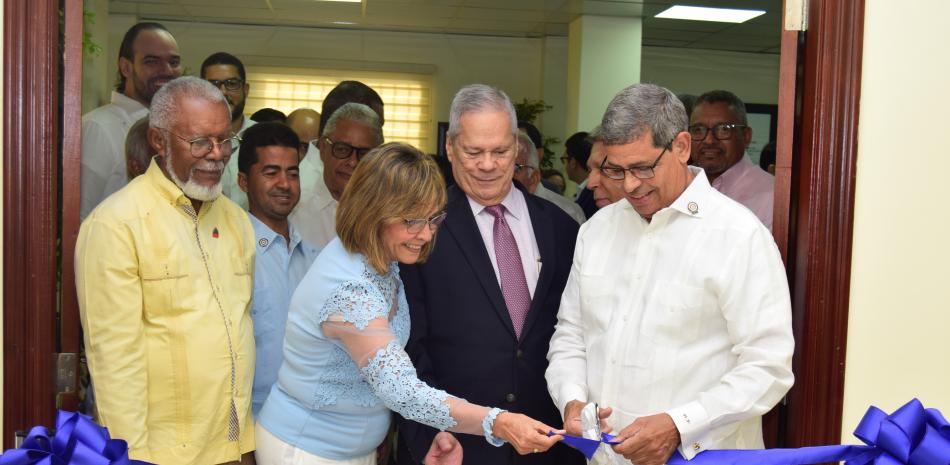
[[191, 160, 225, 172], [269, 188, 293, 197]]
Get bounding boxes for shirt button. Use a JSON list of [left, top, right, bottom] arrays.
[[505, 393, 517, 403], [516, 349, 524, 359]]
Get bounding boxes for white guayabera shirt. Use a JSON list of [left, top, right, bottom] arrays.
[[546, 167, 794, 463]]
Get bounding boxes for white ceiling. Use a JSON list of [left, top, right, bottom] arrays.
[[109, 0, 783, 54]]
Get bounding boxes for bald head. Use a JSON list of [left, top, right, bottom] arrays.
[[287, 108, 321, 158]]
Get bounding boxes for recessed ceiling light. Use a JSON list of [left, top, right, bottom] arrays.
[[316, 0, 361, 3], [655, 5, 766, 23], [332, 21, 357, 25]]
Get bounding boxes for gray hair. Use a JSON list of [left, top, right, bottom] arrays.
[[587, 125, 603, 143], [600, 83, 687, 148], [125, 116, 152, 177], [447, 84, 517, 140], [149, 76, 229, 130], [694, 89, 748, 125], [322, 102, 383, 146], [516, 132, 539, 169]]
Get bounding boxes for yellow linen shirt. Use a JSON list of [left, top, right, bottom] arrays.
[[76, 159, 256, 465]]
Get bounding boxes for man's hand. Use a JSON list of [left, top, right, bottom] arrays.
[[610, 413, 680, 465], [563, 400, 613, 437], [423, 432, 462, 465]]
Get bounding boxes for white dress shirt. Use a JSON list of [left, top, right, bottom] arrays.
[[467, 185, 542, 297], [546, 167, 794, 462], [221, 117, 257, 210], [80, 91, 149, 220], [289, 174, 338, 249], [534, 183, 587, 225], [297, 143, 324, 206]]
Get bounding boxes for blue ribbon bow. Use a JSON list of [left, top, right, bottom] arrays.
[[556, 398, 950, 464], [0, 411, 151, 465]]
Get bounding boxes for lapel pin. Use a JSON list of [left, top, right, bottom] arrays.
[[687, 202, 699, 214], [259, 238, 269, 248], [212, 227, 219, 238]]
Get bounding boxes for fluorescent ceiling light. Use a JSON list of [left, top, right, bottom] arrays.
[[655, 5, 765, 23], [332, 21, 357, 25], [316, 0, 361, 3]]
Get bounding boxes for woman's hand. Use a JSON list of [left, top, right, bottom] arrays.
[[491, 412, 563, 455], [424, 432, 462, 465]]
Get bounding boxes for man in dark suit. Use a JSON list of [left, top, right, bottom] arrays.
[[396, 84, 583, 465]]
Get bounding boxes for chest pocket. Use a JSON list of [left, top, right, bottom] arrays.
[[578, 273, 616, 335], [140, 261, 189, 318], [647, 281, 714, 342]]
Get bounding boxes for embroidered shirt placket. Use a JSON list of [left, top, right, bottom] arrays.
[[181, 204, 242, 447]]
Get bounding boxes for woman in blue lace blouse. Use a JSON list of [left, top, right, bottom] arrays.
[[256, 143, 563, 465]]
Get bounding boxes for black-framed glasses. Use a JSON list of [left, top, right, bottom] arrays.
[[322, 137, 374, 160], [688, 123, 746, 141], [160, 128, 240, 158], [600, 142, 671, 181], [514, 163, 534, 173], [206, 78, 244, 92], [403, 212, 447, 234]]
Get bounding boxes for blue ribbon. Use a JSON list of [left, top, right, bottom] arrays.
[[555, 399, 950, 464], [0, 411, 151, 465]]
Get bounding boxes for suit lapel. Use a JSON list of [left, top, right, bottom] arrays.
[[442, 187, 517, 339], [520, 192, 556, 339]]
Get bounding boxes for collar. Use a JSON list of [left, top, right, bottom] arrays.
[[144, 157, 204, 209], [248, 212, 301, 253], [466, 183, 525, 221], [110, 90, 148, 117], [667, 166, 712, 218], [310, 176, 337, 211], [712, 155, 756, 189]]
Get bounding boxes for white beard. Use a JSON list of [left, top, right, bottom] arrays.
[[164, 154, 224, 202]]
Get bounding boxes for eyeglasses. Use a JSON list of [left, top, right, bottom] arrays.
[[160, 129, 240, 158], [514, 163, 534, 173], [322, 137, 374, 160], [559, 156, 569, 165], [403, 212, 447, 234], [600, 143, 671, 181], [206, 78, 244, 92], [688, 123, 746, 141]]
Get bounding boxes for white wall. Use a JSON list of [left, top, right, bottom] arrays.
[[843, 0, 950, 441], [640, 46, 780, 105]]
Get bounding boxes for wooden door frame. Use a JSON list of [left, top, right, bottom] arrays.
[[3, 0, 62, 447], [2, 0, 83, 447], [2, 0, 864, 452], [774, 0, 865, 449]]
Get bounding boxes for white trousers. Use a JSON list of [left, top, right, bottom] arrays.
[[255, 423, 376, 465]]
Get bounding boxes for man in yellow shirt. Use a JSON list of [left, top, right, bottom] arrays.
[[76, 76, 256, 465]]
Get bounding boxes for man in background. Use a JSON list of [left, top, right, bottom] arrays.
[[290, 103, 383, 248], [560, 131, 596, 219], [286, 108, 322, 204], [124, 116, 151, 179], [512, 132, 587, 224], [689, 90, 774, 229], [81, 22, 181, 219], [202, 51, 255, 209], [237, 122, 319, 416]]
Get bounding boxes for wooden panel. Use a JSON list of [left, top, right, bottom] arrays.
[[782, 0, 865, 451], [3, 0, 61, 446], [59, 0, 85, 412]]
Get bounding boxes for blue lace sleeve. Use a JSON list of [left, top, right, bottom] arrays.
[[317, 280, 389, 330], [360, 340, 458, 431]]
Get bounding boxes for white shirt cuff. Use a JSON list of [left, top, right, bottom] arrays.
[[556, 384, 588, 413], [666, 401, 709, 460]]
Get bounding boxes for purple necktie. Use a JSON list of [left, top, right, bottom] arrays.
[[485, 205, 531, 339]]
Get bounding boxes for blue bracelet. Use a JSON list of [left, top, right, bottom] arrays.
[[482, 407, 507, 447]]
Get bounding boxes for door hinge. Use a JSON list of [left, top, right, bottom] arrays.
[[54, 352, 79, 410]]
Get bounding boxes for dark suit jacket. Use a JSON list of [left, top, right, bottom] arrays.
[[396, 184, 583, 465], [575, 186, 598, 220]]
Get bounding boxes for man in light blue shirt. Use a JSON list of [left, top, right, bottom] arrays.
[[237, 122, 320, 416]]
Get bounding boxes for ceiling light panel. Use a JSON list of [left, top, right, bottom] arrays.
[[655, 5, 766, 23]]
